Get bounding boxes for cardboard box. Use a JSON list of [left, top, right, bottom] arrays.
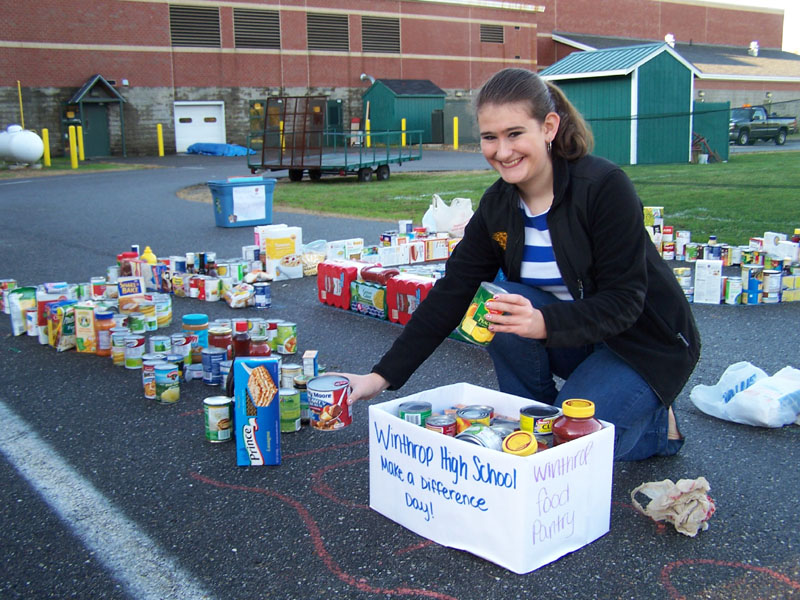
[[386, 274, 433, 324], [369, 383, 614, 574], [74, 303, 97, 353], [349, 280, 388, 319], [693, 259, 723, 304], [234, 357, 282, 466]]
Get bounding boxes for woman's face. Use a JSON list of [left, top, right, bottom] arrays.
[[478, 101, 559, 193]]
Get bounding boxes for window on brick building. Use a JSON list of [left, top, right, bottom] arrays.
[[480, 24, 504, 44], [307, 13, 349, 51], [169, 5, 221, 47], [234, 8, 280, 49], [362, 16, 400, 53]]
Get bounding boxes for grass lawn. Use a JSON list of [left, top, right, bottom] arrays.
[[269, 151, 800, 247]]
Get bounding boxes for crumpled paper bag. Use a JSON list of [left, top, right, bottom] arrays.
[[631, 477, 716, 537]]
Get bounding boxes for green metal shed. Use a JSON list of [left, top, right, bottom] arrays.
[[362, 79, 446, 144], [540, 43, 699, 165]]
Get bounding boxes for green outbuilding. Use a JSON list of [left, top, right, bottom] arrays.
[[540, 43, 701, 165], [362, 79, 446, 144]]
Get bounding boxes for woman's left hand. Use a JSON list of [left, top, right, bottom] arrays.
[[484, 293, 547, 339]]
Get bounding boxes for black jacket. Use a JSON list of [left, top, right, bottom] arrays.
[[373, 154, 701, 406]]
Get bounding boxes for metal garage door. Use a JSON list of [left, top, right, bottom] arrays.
[[174, 101, 226, 153]]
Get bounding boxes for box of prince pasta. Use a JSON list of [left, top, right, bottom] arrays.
[[234, 357, 281, 466]]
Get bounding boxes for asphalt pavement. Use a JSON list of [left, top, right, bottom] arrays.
[[1, 152, 799, 599]]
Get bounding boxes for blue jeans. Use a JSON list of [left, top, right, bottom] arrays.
[[487, 280, 683, 461]]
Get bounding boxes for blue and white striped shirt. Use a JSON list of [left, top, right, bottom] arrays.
[[519, 201, 573, 301]]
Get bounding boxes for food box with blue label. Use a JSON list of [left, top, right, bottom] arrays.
[[208, 176, 275, 228], [234, 357, 281, 466], [369, 382, 614, 574]]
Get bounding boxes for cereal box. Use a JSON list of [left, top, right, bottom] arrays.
[[234, 357, 281, 466]]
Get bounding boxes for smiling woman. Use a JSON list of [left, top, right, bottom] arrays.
[[341, 67, 701, 462]]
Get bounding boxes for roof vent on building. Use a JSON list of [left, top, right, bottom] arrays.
[[748, 40, 759, 56], [664, 33, 675, 48]]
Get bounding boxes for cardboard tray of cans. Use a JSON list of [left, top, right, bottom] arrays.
[[369, 383, 614, 574]]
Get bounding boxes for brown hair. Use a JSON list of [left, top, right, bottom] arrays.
[[476, 68, 593, 161]]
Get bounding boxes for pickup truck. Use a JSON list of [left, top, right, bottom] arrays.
[[729, 105, 798, 145]]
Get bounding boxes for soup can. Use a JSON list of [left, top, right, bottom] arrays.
[[456, 282, 508, 346], [455, 424, 503, 450], [152, 293, 173, 328], [155, 361, 180, 404], [140, 301, 158, 332], [204, 277, 221, 302], [170, 333, 192, 365], [307, 374, 351, 430], [398, 401, 433, 426], [128, 312, 146, 334], [204, 396, 233, 443], [111, 330, 129, 366], [142, 359, 160, 400], [425, 414, 457, 436], [455, 405, 493, 433], [124, 335, 146, 369], [279, 388, 302, 433], [90, 276, 107, 300], [276, 321, 297, 354], [519, 404, 561, 436], [149, 335, 171, 354], [253, 282, 271, 309], [281, 363, 302, 389], [201, 347, 227, 386]]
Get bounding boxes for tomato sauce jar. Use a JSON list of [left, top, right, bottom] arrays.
[[552, 399, 603, 446]]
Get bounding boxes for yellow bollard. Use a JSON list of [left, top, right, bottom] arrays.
[[280, 121, 285, 150], [453, 117, 459, 150], [366, 120, 371, 148], [77, 125, 85, 161], [401, 118, 406, 147], [42, 128, 51, 167], [157, 124, 164, 157], [68, 125, 78, 169]]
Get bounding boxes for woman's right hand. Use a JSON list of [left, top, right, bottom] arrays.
[[341, 372, 390, 404]]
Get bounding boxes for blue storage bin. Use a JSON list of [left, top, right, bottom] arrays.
[[207, 176, 275, 228]]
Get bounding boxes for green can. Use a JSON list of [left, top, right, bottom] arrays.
[[456, 282, 507, 346], [276, 321, 298, 354], [279, 388, 302, 432], [398, 401, 432, 426]]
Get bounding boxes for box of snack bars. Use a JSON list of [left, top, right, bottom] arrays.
[[234, 357, 281, 466]]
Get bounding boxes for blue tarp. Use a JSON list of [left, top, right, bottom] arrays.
[[186, 143, 255, 156]]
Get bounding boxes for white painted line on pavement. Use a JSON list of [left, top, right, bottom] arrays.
[[0, 400, 215, 600]]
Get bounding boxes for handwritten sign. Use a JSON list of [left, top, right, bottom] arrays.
[[369, 382, 614, 574]]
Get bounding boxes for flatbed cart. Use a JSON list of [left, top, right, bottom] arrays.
[[247, 96, 423, 182]]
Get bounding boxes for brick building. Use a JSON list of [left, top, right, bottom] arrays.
[[0, 0, 792, 156]]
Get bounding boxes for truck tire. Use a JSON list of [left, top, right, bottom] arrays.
[[308, 169, 322, 181], [775, 129, 787, 145], [357, 167, 373, 182], [289, 169, 304, 182], [376, 165, 390, 181], [736, 129, 750, 146]]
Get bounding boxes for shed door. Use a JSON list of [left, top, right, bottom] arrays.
[[174, 102, 226, 153], [83, 103, 111, 157]]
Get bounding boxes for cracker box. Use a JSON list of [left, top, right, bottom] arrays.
[[369, 383, 614, 574], [234, 357, 282, 466], [74, 303, 97, 353]]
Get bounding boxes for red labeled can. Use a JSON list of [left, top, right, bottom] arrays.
[[425, 414, 457, 436], [307, 374, 351, 430]]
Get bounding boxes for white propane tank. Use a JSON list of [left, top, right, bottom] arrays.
[[0, 125, 45, 163]]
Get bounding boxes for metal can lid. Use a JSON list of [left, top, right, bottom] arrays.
[[520, 404, 561, 419], [398, 401, 432, 414], [456, 405, 493, 419], [426, 414, 456, 426]]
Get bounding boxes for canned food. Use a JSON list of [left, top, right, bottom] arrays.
[[201, 347, 227, 386], [170, 333, 192, 365], [455, 424, 503, 450], [204, 396, 233, 442], [279, 388, 302, 433], [155, 361, 180, 403], [519, 404, 561, 436], [281, 363, 302, 389], [149, 335, 171, 354], [293, 374, 311, 423], [142, 359, 159, 400], [455, 405, 493, 433], [398, 401, 432, 426], [204, 277, 221, 302], [128, 312, 146, 333], [502, 430, 539, 456], [111, 330, 129, 366], [124, 335, 145, 369], [425, 414, 457, 436], [139, 301, 158, 332], [276, 321, 297, 354], [307, 374, 351, 430], [456, 282, 507, 345], [253, 282, 271, 309], [166, 354, 185, 381]]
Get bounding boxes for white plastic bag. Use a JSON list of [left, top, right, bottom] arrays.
[[690, 362, 800, 427], [421, 194, 474, 237], [631, 477, 715, 537]]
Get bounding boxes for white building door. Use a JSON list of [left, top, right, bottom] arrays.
[[173, 101, 226, 153]]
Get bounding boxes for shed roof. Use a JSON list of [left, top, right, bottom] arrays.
[[552, 32, 800, 82], [67, 74, 126, 104], [372, 79, 446, 97], [540, 42, 698, 80]]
